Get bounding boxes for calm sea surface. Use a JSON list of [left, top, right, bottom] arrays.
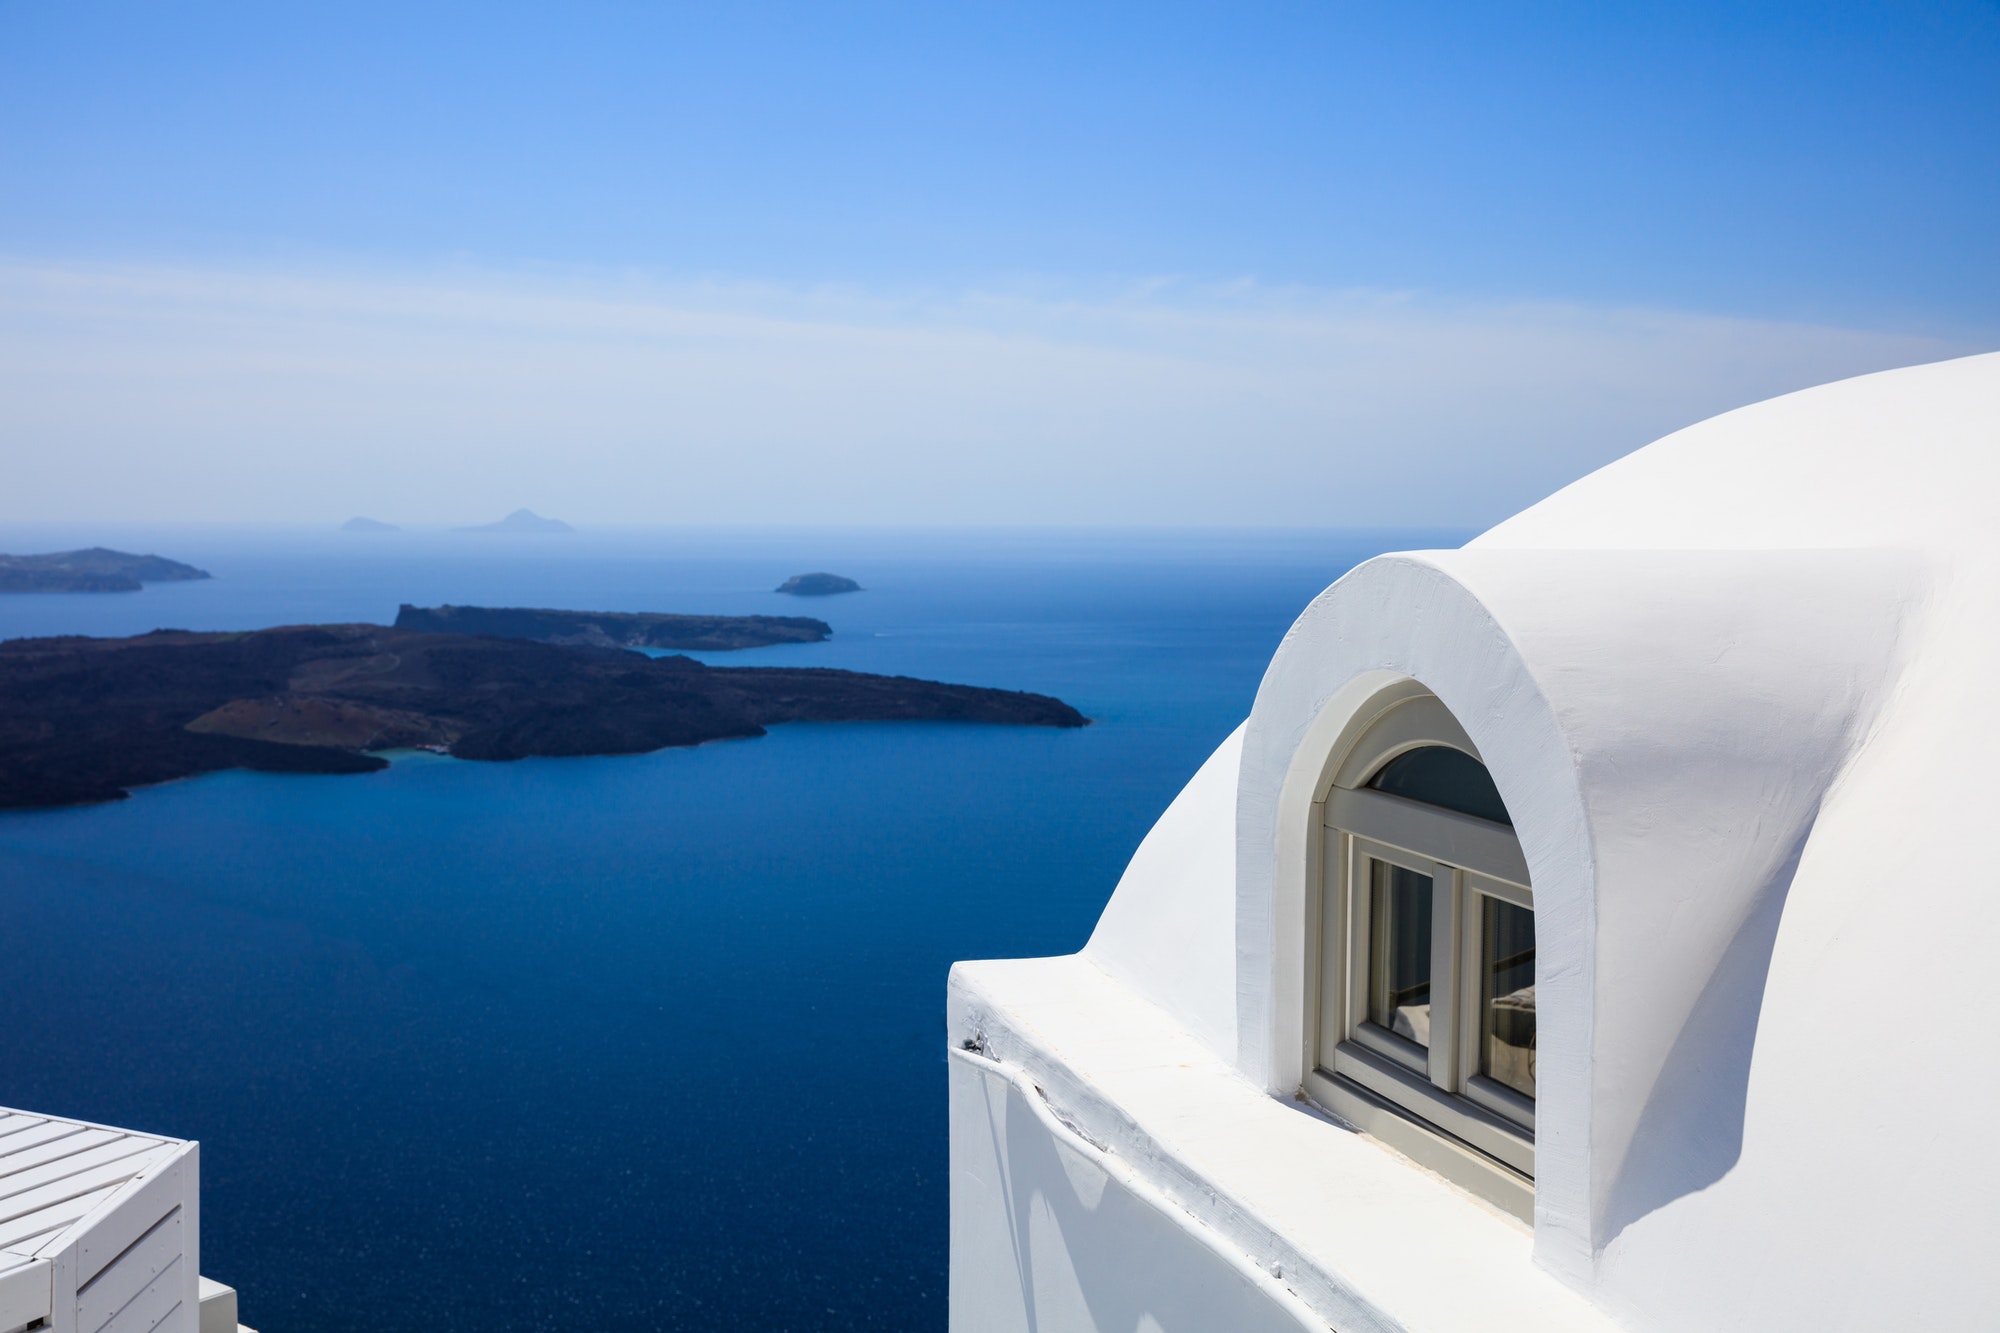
[[0, 526, 1459, 1332]]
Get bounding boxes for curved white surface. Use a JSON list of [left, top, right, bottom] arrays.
[[1236, 548, 1924, 1284], [952, 351, 2000, 1331], [1478, 350, 2000, 553], [1083, 725, 1244, 1064]]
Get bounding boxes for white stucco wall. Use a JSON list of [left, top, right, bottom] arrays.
[[1231, 350, 2000, 1323], [1472, 348, 2000, 1328], [952, 350, 2000, 1332], [1234, 547, 1925, 1287], [948, 1046, 1325, 1333], [1082, 725, 1243, 1065]]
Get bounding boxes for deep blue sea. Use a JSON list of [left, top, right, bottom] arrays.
[[0, 526, 1457, 1332]]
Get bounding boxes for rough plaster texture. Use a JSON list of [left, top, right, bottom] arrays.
[[953, 351, 2000, 1331]]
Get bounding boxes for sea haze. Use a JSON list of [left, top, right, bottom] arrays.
[[0, 526, 1461, 1332]]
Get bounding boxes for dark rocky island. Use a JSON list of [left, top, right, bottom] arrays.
[[0, 548, 212, 594], [776, 572, 862, 596], [457, 509, 574, 533], [0, 624, 1088, 809], [395, 603, 832, 651]]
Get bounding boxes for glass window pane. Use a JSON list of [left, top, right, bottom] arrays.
[[1367, 746, 1512, 825], [1480, 896, 1537, 1099], [1366, 860, 1433, 1047]]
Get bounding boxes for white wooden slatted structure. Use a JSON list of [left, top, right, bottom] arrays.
[[0, 1107, 202, 1333]]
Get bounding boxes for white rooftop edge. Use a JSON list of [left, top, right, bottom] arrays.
[[948, 350, 2000, 1331]]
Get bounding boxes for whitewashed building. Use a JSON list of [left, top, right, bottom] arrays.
[[0, 1109, 249, 1333], [947, 351, 2000, 1331]]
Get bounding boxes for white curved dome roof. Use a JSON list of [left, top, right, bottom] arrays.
[[1228, 350, 2000, 1328], [952, 352, 2000, 1333], [1481, 349, 2000, 551]]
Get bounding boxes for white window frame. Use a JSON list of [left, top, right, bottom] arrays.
[[1303, 693, 1536, 1222]]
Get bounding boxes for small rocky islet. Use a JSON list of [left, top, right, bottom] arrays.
[[456, 508, 575, 533], [776, 572, 862, 596]]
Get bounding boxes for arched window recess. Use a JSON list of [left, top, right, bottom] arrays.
[[1306, 689, 1536, 1221]]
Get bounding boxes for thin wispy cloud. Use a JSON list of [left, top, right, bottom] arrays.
[[2, 260, 1984, 528]]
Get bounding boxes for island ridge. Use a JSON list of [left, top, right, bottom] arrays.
[[394, 603, 832, 650], [0, 547, 212, 593], [0, 623, 1088, 808]]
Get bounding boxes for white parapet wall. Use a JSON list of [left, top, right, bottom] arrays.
[[947, 953, 1610, 1333], [949, 1044, 1326, 1333]]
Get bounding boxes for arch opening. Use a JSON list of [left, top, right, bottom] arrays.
[[1304, 689, 1537, 1221]]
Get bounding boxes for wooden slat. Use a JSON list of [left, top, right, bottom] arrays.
[[67, 1148, 189, 1287], [1, 1223, 70, 1256], [178, 1141, 198, 1333], [0, 1252, 51, 1332], [0, 1184, 122, 1249], [75, 1209, 182, 1331], [2, 1143, 172, 1220], [0, 1114, 49, 1142], [94, 1254, 180, 1333], [0, 1129, 122, 1183], [0, 1120, 91, 1163], [0, 1153, 173, 1229], [0, 1110, 164, 1153], [144, 1300, 186, 1333]]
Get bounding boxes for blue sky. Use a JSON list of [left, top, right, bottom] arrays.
[[2, 2, 1996, 525]]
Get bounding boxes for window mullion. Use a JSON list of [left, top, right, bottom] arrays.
[[1319, 832, 1350, 1071], [1458, 876, 1484, 1095], [1427, 864, 1459, 1095]]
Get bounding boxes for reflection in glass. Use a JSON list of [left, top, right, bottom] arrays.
[[1480, 896, 1537, 1099], [1366, 860, 1433, 1047], [1367, 746, 1512, 825]]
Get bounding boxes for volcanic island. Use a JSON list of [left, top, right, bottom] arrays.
[[394, 603, 832, 651], [0, 548, 211, 594], [0, 621, 1088, 809]]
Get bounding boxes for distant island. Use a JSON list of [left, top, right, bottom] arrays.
[[342, 516, 400, 532], [776, 572, 862, 596], [0, 547, 211, 594], [395, 604, 832, 651], [0, 624, 1088, 808], [457, 509, 575, 534]]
